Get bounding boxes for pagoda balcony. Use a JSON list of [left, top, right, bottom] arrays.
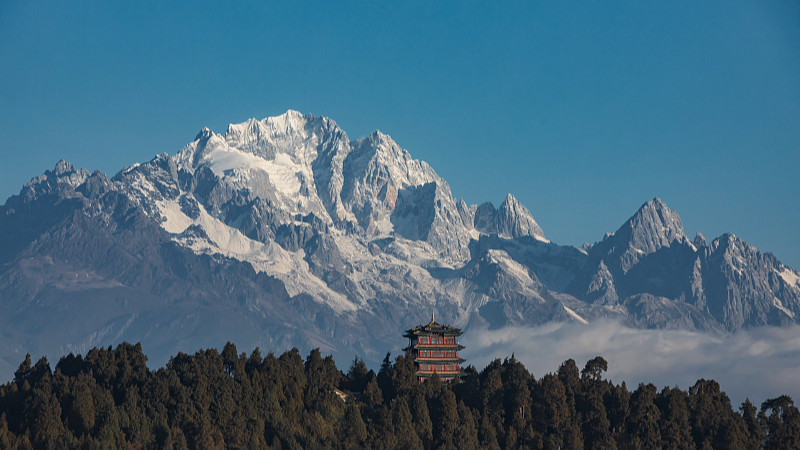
[[414, 357, 466, 364], [415, 370, 466, 378], [403, 344, 466, 351]]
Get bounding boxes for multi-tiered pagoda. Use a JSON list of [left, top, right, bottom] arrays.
[[403, 312, 465, 383]]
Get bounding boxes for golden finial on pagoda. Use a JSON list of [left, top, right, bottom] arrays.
[[432, 309, 435, 324]]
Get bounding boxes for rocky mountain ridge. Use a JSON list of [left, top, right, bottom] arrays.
[[1, 110, 798, 381]]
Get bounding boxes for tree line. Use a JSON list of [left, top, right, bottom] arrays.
[[0, 342, 797, 449]]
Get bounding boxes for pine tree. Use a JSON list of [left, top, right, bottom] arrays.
[[378, 352, 395, 402], [558, 359, 581, 425], [538, 374, 569, 449], [563, 421, 585, 450], [432, 388, 459, 449], [580, 357, 615, 450], [304, 348, 341, 412], [501, 356, 531, 432], [455, 401, 480, 450], [688, 379, 747, 450], [478, 412, 502, 450], [581, 357, 608, 382], [67, 377, 96, 436], [391, 352, 418, 398], [739, 399, 762, 450], [365, 406, 398, 450], [481, 364, 505, 445], [605, 382, 629, 440], [13, 354, 32, 386], [341, 405, 367, 449], [625, 383, 661, 450], [347, 356, 369, 392], [363, 374, 384, 407], [656, 387, 694, 450], [409, 389, 433, 448], [391, 397, 424, 450], [761, 395, 800, 450]]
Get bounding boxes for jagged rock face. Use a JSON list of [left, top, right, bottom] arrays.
[[702, 234, 800, 329], [456, 199, 476, 230], [0, 110, 798, 382], [606, 198, 689, 274], [341, 131, 437, 229], [567, 199, 691, 300], [390, 181, 473, 261], [469, 234, 586, 292], [585, 261, 619, 305], [496, 194, 546, 241], [473, 194, 546, 241], [567, 198, 800, 331], [171, 113, 475, 263], [694, 231, 708, 247], [622, 294, 723, 333]]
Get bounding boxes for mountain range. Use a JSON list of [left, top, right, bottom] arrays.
[[1, 110, 798, 380]]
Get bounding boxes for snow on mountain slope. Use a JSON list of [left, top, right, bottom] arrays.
[[114, 111, 566, 324], [154, 193, 360, 313], [175, 121, 328, 221], [114, 113, 800, 335], [778, 267, 800, 289], [484, 249, 544, 301], [474, 193, 548, 242], [171, 111, 550, 268], [91, 112, 800, 333], [563, 197, 800, 331]]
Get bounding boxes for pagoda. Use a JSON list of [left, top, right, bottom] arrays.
[[403, 312, 466, 383]]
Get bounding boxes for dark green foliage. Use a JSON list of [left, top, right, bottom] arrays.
[[624, 383, 661, 450], [760, 395, 800, 450], [740, 399, 762, 450], [391, 397, 424, 450], [688, 379, 751, 450], [454, 401, 479, 450], [409, 389, 433, 448], [363, 373, 384, 407], [0, 343, 796, 449], [579, 357, 615, 450], [655, 387, 694, 450], [581, 356, 608, 382]]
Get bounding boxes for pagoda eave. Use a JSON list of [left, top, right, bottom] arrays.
[[415, 371, 466, 378], [413, 358, 466, 364], [403, 344, 465, 351]]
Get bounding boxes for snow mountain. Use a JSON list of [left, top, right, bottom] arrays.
[[1, 110, 798, 380]]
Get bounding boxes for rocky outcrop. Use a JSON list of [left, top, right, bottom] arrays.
[[473, 194, 546, 241], [567, 198, 800, 331]]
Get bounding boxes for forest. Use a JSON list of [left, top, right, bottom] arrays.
[[0, 342, 797, 450]]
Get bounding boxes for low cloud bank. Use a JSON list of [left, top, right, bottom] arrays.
[[460, 320, 800, 407]]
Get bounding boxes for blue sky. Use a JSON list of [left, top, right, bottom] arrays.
[[1, 1, 798, 267]]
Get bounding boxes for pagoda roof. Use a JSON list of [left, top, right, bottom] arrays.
[[403, 313, 463, 337]]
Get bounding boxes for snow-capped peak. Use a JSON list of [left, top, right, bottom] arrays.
[[497, 193, 547, 241], [195, 127, 213, 141], [619, 197, 687, 254], [473, 193, 547, 242], [224, 110, 312, 157]]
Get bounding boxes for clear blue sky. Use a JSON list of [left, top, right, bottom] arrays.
[[1, 1, 798, 268]]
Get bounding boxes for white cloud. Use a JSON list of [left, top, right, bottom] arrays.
[[461, 320, 800, 407]]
